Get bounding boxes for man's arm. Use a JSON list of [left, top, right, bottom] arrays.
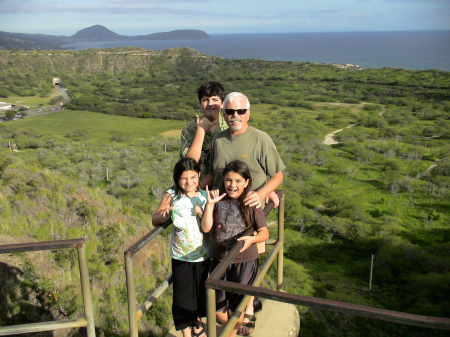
[[244, 171, 283, 207], [199, 173, 213, 190]]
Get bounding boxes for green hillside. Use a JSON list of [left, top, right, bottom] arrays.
[[0, 47, 449, 336]]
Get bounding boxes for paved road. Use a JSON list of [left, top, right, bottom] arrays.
[[56, 85, 71, 104]]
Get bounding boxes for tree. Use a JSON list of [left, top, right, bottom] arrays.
[[5, 110, 16, 120]]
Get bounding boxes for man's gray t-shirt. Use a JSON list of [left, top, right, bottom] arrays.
[[210, 126, 285, 192]]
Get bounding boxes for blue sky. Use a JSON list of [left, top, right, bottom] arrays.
[[0, 0, 449, 36]]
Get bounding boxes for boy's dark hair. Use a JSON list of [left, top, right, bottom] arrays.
[[223, 160, 253, 230], [197, 81, 226, 102], [172, 157, 201, 203]]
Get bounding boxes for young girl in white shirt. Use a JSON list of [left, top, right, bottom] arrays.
[[153, 157, 210, 337]]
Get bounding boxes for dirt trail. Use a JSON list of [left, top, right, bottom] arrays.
[[322, 103, 386, 145], [323, 124, 358, 145]]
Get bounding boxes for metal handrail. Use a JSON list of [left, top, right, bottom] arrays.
[[205, 191, 450, 334], [208, 281, 450, 330], [124, 221, 172, 337], [0, 238, 96, 336]]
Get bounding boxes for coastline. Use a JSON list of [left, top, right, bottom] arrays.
[[61, 31, 450, 72]]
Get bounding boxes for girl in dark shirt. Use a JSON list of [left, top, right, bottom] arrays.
[[202, 160, 269, 337]]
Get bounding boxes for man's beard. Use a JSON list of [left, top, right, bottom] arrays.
[[229, 117, 242, 131]]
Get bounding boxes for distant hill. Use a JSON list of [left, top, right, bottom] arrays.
[[134, 29, 210, 41], [70, 25, 125, 41], [70, 25, 210, 42], [0, 25, 211, 50], [0, 32, 69, 50]]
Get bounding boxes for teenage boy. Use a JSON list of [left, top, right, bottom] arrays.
[[180, 81, 227, 177]]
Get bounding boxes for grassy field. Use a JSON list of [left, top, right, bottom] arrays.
[[1, 102, 328, 142], [1, 96, 362, 134], [1, 89, 61, 108], [1, 95, 51, 107], [2, 110, 187, 141]]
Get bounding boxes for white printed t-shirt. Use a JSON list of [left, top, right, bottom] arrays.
[[167, 188, 212, 262]]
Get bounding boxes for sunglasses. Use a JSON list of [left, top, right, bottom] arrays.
[[224, 109, 248, 115]]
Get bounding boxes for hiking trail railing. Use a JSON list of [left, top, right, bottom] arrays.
[[0, 238, 96, 337], [124, 220, 173, 337], [204, 191, 450, 336]]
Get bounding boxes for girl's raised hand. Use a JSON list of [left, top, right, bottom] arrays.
[[206, 185, 226, 204]]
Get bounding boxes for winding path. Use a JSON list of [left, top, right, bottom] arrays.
[[322, 103, 386, 145]]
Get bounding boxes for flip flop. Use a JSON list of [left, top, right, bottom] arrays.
[[237, 314, 256, 336]]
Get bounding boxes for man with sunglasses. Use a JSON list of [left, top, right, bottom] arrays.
[[180, 81, 228, 177], [209, 91, 285, 210]]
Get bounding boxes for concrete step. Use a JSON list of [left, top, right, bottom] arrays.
[[166, 298, 300, 337]]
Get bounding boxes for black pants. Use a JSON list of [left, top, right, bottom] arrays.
[[172, 258, 210, 331]]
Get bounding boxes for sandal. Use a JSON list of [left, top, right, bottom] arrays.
[[237, 314, 256, 336], [192, 323, 206, 337]]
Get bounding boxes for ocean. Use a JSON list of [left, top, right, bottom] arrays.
[[63, 31, 450, 71]]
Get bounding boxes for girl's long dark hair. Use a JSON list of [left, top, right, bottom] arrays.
[[171, 157, 201, 204], [223, 160, 253, 230]]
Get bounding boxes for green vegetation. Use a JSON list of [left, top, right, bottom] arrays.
[[0, 47, 449, 336], [2, 110, 186, 141]]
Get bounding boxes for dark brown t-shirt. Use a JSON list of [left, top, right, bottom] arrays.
[[212, 198, 267, 263]]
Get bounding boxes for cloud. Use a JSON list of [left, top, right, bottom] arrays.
[[108, 0, 210, 4], [384, 0, 448, 3], [276, 8, 351, 22], [0, 2, 211, 16], [0, 0, 261, 21], [301, 9, 345, 15]]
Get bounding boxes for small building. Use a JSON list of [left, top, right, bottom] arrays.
[[0, 102, 12, 110], [53, 77, 62, 85]]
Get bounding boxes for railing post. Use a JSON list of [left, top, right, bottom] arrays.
[[277, 192, 285, 291], [77, 242, 96, 337], [125, 252, 139, 337], [206, 287, 217, 337]]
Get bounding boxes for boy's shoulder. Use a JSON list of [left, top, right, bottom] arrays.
[[181, 119, 197, 138]]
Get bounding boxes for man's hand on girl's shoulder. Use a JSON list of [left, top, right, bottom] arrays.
[[243, 191, 262, 208]]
